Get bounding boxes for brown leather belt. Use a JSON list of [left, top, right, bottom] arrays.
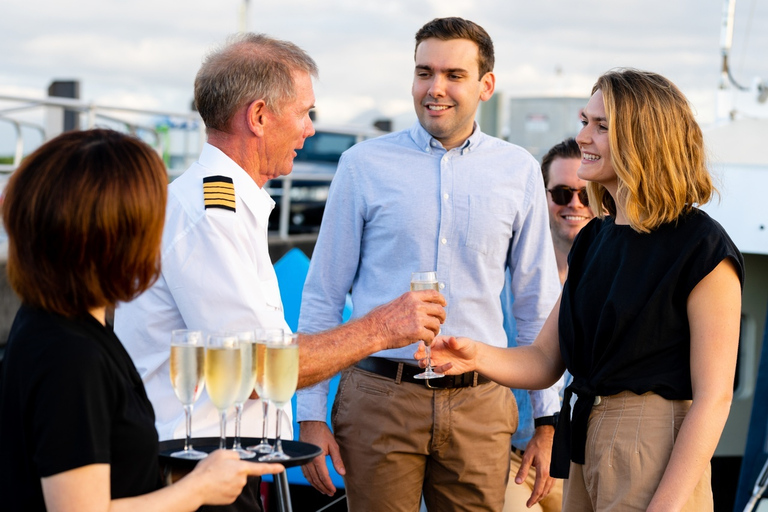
[[355, 357, 491, 389]]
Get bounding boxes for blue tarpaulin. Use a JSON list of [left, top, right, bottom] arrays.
[[265, 248, 349, 489]]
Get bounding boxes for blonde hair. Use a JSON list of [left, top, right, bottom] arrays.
[[587, 68, 714, 233]]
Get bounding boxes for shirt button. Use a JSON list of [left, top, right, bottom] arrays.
[[443, 193, 449, 200], [441, 238, 447, 245], [439, 282, 445, 290]]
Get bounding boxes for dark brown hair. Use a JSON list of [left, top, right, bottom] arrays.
[[415, 17, 495, 77], [2, 129, 167, 317], [541, 137, 582, 187]]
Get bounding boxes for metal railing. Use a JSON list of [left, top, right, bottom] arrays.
[[0, 93, 337, 241], [0, 93, 205, 173], [271, 172, 335, 240]]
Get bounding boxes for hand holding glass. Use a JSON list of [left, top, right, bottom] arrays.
[[259, 333, 299, 461], [205, 332, 242, 450], [169, 329, 207, 459], [411, 271, 444, 379]]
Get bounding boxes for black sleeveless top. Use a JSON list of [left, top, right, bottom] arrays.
[[551, 209, 744, 477]]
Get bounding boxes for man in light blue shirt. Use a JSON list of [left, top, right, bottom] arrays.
[[297, 17, 560, 511]]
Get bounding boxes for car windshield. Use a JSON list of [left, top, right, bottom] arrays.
[[295, 132, 358, 163]]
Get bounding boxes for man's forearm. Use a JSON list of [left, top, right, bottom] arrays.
[[297, 315, 384, 389], [296, 290, 445, 389]]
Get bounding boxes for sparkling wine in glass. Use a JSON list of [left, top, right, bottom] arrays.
[[260, 333, 299, 461], [411, 271, 444, 379], [230, 330, 257, 459], [169, 329, 208, 459], [205, 332, 242, 450], [248, 328, 284, 454]]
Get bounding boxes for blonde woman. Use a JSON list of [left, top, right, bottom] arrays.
[[420, 68, 743, 512]]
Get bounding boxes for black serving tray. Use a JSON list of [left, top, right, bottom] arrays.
[[158, 437, 321, 469]]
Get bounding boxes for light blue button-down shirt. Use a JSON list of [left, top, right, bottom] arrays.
[[296, 122, 561, 422]]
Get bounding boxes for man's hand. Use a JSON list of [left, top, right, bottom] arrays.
[[515, 425, 556, 508], [299, 421, 345, 496], [297, 290, 445, 388], [367, 290, 446, 351]]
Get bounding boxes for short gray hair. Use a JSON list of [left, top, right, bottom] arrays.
[[194, 33, 318, 132]]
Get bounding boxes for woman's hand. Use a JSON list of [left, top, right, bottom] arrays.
[[184, 449, 284, 506], [42, 451, 285, 512], [414, 335, 479, 375]]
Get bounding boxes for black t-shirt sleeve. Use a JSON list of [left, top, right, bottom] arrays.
[[30, 340, 116, 477], [678, 216, 745, 298]]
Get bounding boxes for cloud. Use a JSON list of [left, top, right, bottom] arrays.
[[0, 0, 765, 131]]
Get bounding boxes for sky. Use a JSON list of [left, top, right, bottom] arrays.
[[1, 0, 767, 135]]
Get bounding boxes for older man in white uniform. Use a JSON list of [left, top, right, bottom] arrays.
[[115, 33, 445, 512]]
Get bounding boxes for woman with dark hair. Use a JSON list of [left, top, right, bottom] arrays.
[[0, 129, 281, 511], [420, 69, 744, 511]]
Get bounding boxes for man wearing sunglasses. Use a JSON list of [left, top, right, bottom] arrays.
[[503, 137, 594, 512], [542, 138, 594, 283]]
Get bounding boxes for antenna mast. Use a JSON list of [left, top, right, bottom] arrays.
[[239, 0, 251, 33]]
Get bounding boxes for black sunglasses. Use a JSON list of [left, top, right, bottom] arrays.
[[547, 185, 589, 206]]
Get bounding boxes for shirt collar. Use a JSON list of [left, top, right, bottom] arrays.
[[408, 121, 480, 155], [199, 143, 275, 212]]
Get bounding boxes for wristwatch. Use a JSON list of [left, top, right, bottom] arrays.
[[534, 413, 559, 428]]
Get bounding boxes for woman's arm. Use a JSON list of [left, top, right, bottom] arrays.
[[648, 258, 742, 512], [41, 450, 283, 512], [421, 295, 566, 390]]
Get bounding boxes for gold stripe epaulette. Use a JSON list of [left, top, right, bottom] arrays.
[[203, 175, 236, 212]]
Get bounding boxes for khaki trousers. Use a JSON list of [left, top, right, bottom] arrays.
[[332, 366, 518, 512], [562, 391, 713, 512], [504, 449, 564, 512]]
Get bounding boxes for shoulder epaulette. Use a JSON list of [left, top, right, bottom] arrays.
[[203, 175, 236, 212]]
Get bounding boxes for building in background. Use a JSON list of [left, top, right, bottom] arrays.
[[504, 96, 587, 162]]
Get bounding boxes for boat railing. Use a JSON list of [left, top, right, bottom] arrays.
[[0, 93, 334, 245], [0, 93, 205, 174]]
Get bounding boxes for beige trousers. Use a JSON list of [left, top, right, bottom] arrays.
[[504, 449, 564, 512], [562, 391, 713, 512], [332, 366, 518, 512]]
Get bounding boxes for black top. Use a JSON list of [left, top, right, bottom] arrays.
[[0, 305, 161, 510], [551, 210, 744, 478]]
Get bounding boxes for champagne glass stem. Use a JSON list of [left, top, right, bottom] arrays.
[[247, 400, 272, 454], [233, 403, 244, 450], [260, 405, 289, 460], [183, 403, 194, 452], [271, 407, 286, 457], [261, 400, 270, 442], [425, 345, 433, 373], [273, 407, 283, 455], [218, 410, 227, 450]]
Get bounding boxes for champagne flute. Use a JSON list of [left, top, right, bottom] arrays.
[[260, 332, 299, 461], [205, 332, 242, 450], [230, 330, 257, 459], [411, 271, 444, 379], [169, 329, 208, 459], [248, 328, 284, 454]]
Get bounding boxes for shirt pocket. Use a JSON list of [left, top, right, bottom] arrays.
[[259, 273, 284, 313], [464, 195, 515, 256]]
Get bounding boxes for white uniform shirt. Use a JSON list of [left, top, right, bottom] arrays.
[[115, 143, 292, 441]]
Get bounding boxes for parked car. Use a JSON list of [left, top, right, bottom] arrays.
[[266, 124, 385, 234]]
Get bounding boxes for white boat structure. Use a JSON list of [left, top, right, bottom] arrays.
[[700, 1, 768, 511]]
